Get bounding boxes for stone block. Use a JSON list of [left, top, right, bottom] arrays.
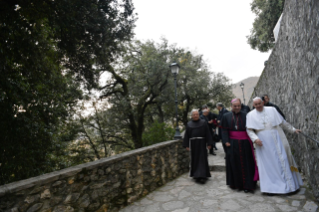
[[303, 201, 318, 212], [30, 187, 44, 195], [52, 206, 74, 212], [40, 189, 51, 199], [49, 197, 62, 207], [78, 194, 90, 208], [26, 203, 43, 212], [64, 193, 80, 204]]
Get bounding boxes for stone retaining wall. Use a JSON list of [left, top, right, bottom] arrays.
[[0, 140, 189, 212], [248, 0, 319, 201]]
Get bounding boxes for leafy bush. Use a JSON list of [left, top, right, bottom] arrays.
[[143, 121, 175, 146]]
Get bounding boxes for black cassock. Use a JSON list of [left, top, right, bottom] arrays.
[[221, 111, 257, 190], [183, 119, 213, 178]]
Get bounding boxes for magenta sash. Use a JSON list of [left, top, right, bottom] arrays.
[[229, 131, 259, 181]]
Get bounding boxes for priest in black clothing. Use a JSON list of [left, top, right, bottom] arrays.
[[221, 98, 258, 192], [262, 94, 285, 119], [200, 109, 216, 155], [183, 109, 213, 183], [241, 103, 251, 113]]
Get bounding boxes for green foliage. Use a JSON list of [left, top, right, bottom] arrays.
[[99, 39, 233, 149], [142, 121, 175, 146], [36, 39, 234, 173], [0, 0, 135, 185], [247, 0, 285, 52]]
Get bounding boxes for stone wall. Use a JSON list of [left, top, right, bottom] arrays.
[[0, 140, 189, 212], [248, 0, 319, 201]]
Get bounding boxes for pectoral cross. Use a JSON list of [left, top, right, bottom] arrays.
[[261, 112, 267, 127]]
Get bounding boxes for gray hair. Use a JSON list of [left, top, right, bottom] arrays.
[[216, 102, 223, 107], [202, 109, 208, 113], [253, 96, 262, 102], [190, 109, 199, 116]]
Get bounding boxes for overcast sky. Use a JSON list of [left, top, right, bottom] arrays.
[[132, 0, 272, 84]]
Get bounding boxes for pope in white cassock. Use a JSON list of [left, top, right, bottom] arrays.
[[246, 97, 303, 195]]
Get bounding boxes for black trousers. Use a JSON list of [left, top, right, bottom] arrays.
[[208, 128, 215, 154], [218, 127, 227, 153]]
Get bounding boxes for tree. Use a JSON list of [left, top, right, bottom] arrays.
[[0, 0, 135, 184], [99, 39, 234, 149], [247, 0, 285, 52], [175, 54, 234, 126], [55, 39, 233, 166], [99, 39, 174, 149]]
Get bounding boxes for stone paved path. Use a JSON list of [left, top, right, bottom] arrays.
[[120, 143, 319, 212]]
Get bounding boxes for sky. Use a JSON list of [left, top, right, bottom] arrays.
[[132, 0, 272, 84]]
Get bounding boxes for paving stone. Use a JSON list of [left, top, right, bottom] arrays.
[[191, 195, 205, 201], [175, 180, 195, 186], [152, 194, 174, 202], [139, 198, 153, 205], [288, 195, 306, 200], [302, 201, 318, 212], [162, 201, 184, 211], [193, 191, 206, 196], [237, 199, 253, 206], [247, 195, 265, 202], [292, 200, 300, 207], [297, 188, 306, 195], [267, 196, 286, 203], [206, 189, 224, 197], [170, 187, 184, 195], [200, 199, 218, 207], [178, 190, 191, 200], [217, 185, 228, 190], [276, 204, 298, 211], [144, 202, 161, 212], [159, 185, 174, 192], [249, 203, 276, 212], [171, 207, 190, 212], [219, 192, 250, 199], [220, 199, 242, 210]]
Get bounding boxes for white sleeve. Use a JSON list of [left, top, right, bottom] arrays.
[[281, 120, 296, 133], [247, 128, 259, 142]]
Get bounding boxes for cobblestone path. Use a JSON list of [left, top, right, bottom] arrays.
[[120, 143, 318, 212]]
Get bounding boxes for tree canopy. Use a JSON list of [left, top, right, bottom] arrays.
[[77, 39, 233, 153], [247, 0, 285, 52], [0, 0, 135, 184]]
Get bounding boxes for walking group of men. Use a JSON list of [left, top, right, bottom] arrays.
[[183, 94, 303, 195]]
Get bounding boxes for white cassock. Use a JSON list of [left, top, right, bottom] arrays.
[[246, 106, 303, 194]]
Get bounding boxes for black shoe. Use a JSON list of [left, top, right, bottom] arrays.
[[266, 193, 275, 196], [210, 152, 216, 156], [195, 178, 206, 184], [214, 147, 218, 150], [244, 190, 249, 193], [229, 186, 236, 190], [199, 178, 207, 184]]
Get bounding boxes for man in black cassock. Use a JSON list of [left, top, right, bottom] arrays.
[[216, 102, 229, 156], [183, 110, 213, 184], [221, 98, 258, 192], [241, 103, 251, 113], [262, 94, 285, 119]]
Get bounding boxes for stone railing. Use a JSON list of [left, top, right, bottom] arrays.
[[0, 140, 189, 212], [248, 0, 319, 202]]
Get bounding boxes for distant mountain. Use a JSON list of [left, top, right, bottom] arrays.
[[232, 77, 259, 103]]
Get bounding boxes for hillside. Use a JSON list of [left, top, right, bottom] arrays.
[[232, 77, 259, 103]]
